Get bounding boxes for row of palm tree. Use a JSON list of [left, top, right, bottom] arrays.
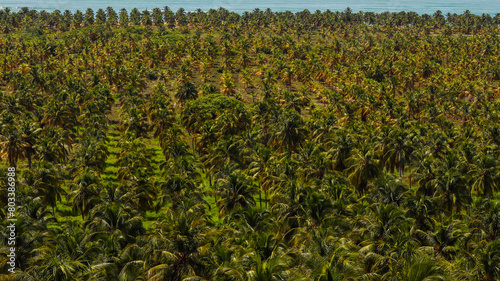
[[2, 7, 500, 33]]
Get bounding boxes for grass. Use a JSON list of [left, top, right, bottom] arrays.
[[52, 190, 84, 229], [143, 209, 165, 230]]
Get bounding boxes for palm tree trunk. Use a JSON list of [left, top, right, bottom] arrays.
[[408, 163, 411, 189], [213, 182, 218, 205], [265, 189, 268, 208], [9, 156, 16, 170], [258, 182, 262, 208]]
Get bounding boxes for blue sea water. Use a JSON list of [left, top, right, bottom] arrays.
[[0, 0, 499, 15]]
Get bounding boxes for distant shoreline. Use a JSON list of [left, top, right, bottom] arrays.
[[1, 4, 500, 17]]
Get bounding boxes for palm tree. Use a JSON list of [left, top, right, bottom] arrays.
[[175, 81, 198, 104], [119, 8, 129, 27], [116, 138, 154, 181], [468, 152, 499, 197], [106, 7, 118, 26], [22, 161, 65, 214], [246, 253, 293, 281], [129, 8, 141, 25], [211, 241, 246, 280], [0, 213, 53, 273], [220, 71, 236, 96], [431, 152, 470, 216], [86, 203, 145, 245], [406, 195, 437, 232], [0, 125, 24, 168], [67, 168, 102, 219], [477, 240, 500, 281], [381, 128, 418, 178], [355, 203, 408, 242], [35, 137, 66, 164], [147, 92, 176, 144], [328, 130, 355, 172], [214, 107, 251, 140], [161, 140, 199, 175], [280, 89, 311, 114], [152, 8, 164, 27], [6, 8, 500, 280], [95, 9, 106, 25], [27, 229, 95, 280], [69, 9, 82, 27], [72, 137, 108, 173], [18, 120, 41, 169], [249, 145, 275, 208], [371, 175, 409, 206], [42, 100, 79, 132], [470, 198, 500, 241], [272, 110, 308, 157], [399, 258, 447, 281], [84, 8, 94, 26], [269, 159, 310, 229], [145, 207, 212, 281], [216, 171, 257, 217], [346, 144, 382, 196], [156, 174, 200, 211], [141, 10, 152, 27], [119, 106, 149, 139], [305, 191, 335, 227], [415, 220, 462, 260]]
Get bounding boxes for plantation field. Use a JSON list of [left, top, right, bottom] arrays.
[[1, 7, 500, 280]]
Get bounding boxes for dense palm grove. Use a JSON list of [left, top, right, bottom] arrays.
[[1, 6, 500, 280]]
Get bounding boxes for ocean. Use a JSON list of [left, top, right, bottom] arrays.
[[1, 0, 499, 15]]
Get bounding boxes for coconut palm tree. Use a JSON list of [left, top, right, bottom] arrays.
[[4, 7, 500, 280], [22, 161, 65, 214], [216, 171, 257, 217], [72, 137, 108, 173], [346, 144, 382, 196], [245, 253, 293, 281], [27, 228, 96, 280], [67, 168, 102, 219], [0, 125, 24, 168], [144, 207, 212, 281], [147, 92, 176, 145], [116, 138, 154, 181], [328, 130, 355, 172], [119, 106, 149, 139], [371, 174, 409, 206], [86, 202, 145, 245], [399, 258, 447, 281], [430, 152, 470, 216], [175, 81, 198, 104], [381, 128, 418, 178], [220, 71, 236, 96], [470, 198, 500, 242], [415, 220, 463, 260], [468, 152, 499, 197], [249, 145, 275, 208], [477, 240, 500, 281], [272, 110, 308, 157], [355, 203, 409, 242]]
